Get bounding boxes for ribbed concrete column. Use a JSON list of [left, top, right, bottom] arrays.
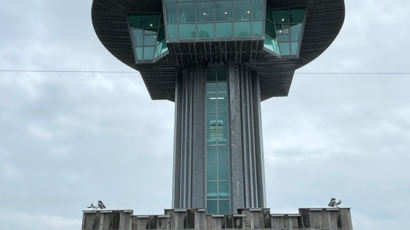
[[173, 65, 207, 209], [228, 63, 266, 211], [173, 64, 266, 212]]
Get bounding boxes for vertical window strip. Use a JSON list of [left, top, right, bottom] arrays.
[[206, 67, 230, 214]]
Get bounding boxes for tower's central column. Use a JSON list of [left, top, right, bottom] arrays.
[[173, 63, 266, 214]]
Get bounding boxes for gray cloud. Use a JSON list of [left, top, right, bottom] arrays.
[[0, 0, 409, 230]]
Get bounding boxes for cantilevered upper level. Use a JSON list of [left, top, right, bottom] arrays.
[[92, 0, 345, 101]]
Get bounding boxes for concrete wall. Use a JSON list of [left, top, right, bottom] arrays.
[[82, 208, 353, 230]]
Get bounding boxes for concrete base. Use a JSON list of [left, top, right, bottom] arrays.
[[82, 208, 353, 230]]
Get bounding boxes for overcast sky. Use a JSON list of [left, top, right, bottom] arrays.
[[0, 0, 409, 229]]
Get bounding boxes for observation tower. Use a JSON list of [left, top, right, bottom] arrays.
[[83, 1, 353, 229]]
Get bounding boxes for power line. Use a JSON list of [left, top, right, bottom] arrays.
[[0, 69, 135, 74], [1, 69, 410, 77]]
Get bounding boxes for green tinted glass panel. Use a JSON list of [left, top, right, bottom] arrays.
[[265, 21, 276, 38], [207, 200, 218, 214], [252, 21, 263, 36], [234, 0, 251, 21], [290, 7, 305, 23], [167, 24, 178, 39], [206, 67, 230, 214], [279, 42, 290, 55], [197, 2, 214, 22], [178, 2, 196, 23], [290, 24, 303, 41], [132, 29, 144, 46], [215, 1, 232, 21], [219, 200, 230, 214], [207, 113, 217, 128], [218, 113, 229, 129], [129, 15, 144, 28], [164, 0, 264, 40], [207, 181, 218, 199], [207, 163, 217, 180], [277, 34, 289, 42], [291, 42, 299, 55], [158, 26, 166, 41], [198, 23, 214, 38], [215, 22, 233, 38], [207, 94, 217, 113], [143, 47, 155, 59], [218, 145, 229, 163], [129, 13, 168, 63], [166, 2, 178, 23], [179, 24, 196, 38], [135, 47, 143, 60], [253, 0, 264, 20], [218, 164, 230, 180], [144, 14, 160, 28], [144, 35, 157, 46], [266, 8, 273, 22], [207, 145, 218, 163], [219, 181, 230, 199], [234, 21, 251, 37], [273, 9, 289, 23]]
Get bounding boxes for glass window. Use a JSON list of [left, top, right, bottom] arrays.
[[167, 24, 178, 39], [279, 42, 290, 55], [144, 35, 157, 46], [197, 2, 214, 22], [233, 0, 251, 21], [198, 23, 214, 38], [132, 29, 144, 46], [252, 0, 264, 20], [290, 7, 305, 23], [218, 181, 230, 199], [178, 2, 196, 23], [219, 200, 230, 214], [129, 15, 144, 28], [234, 21, 251, 37], [291, 42, 299, 55], [252, 21, 263, 36], [207, 200, 218, 214], [218, 164, 230, 180], [207, 181, 218, 199], [206, 67, 230, 215], [144, 14, 160, 28], [166, 2, 178, 23], [264, 7, 306, 56], [129, 13, 168, 63], [215, 1, 232, 21], [207, 145, 218, 163], [179, 24, 196, 38], [207, 163, 218, 180], [290, 24, 303, 41], [215, 22, 233, 38], [143, 47, 155, 59], [163, 0, 264, 40], [273, 9, 289, 24], [135, 47, 143, 60], [266, 8, 273, 22], [218, 145, 229, 163]]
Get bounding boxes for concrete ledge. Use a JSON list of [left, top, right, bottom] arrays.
[[82, 207, 353, 230]]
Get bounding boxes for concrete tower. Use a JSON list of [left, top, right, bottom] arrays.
[[89, 0, 347, 221]]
